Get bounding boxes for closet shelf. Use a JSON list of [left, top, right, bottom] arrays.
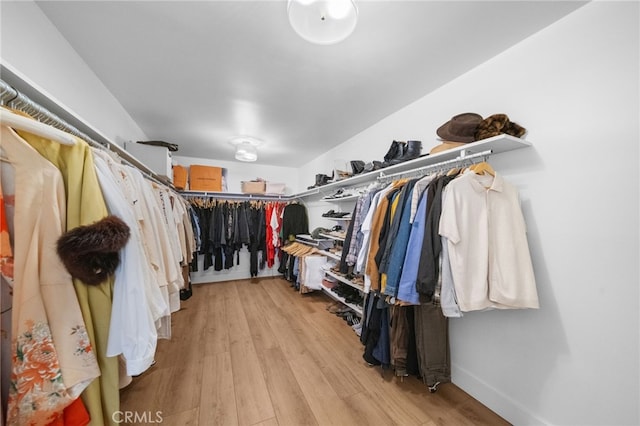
[[296, 134, 531, 198], [324, 216, 352, 221], [324, 270, 364, 293], [319, 250, 342, 261], [319, 233, 346, 242], [294, 234, 333, 248], [321, 194, 361, 202], [320, 284, 363, 317], [181, 190, 295, 201]]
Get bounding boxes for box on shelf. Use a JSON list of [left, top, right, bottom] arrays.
[[190, 165, 223, 191], [172, 165, 188, 190], [124, 141, 172, 180], [241, 180, 266, 194], [265, 182, 286, 195]]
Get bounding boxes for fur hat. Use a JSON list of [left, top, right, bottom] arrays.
[[475, 114, 527, 141], [57, 215, 130, 285]]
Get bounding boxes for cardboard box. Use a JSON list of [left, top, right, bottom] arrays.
[[190, 165, 223, 191], [265, 182, 286, 195], [241, 181, 266, 194], [172, 165, 188, 190]]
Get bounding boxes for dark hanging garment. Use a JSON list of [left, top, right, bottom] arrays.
[[223, 203, 235, 269], [281, 203, 309, 243], [236, 202, 251, 247], [248, 204, 266, 277], [416, 175, 455, 300], [414, 303, 450, 387], [390, 304, 418, 377], [339, 201, 359, 274], [372, 300, 390, 368], [406, 305, 419, 377], [210, 203, 224, 271], [200, 207, 214, 271], [362, 293, 383, 366], [374, 189, 399, 268]]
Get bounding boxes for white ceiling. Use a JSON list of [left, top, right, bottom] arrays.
[[36, 1, 585, 167]]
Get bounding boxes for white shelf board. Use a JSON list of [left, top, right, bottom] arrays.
[[323, 216, 352, 221], [297, 134, 530, 198], [320, 284, 363, 316], [319, 233, 346, 242], [321, 194, 361, 202], [325, 270, 364, 293], [318, 250, 341, 261]]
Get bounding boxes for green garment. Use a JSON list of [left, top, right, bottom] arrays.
[[18, 130, 118, 426]]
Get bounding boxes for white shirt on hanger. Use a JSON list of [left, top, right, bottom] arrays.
[[439, 171, 539, 311]]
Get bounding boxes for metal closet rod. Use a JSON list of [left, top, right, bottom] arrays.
[[0, 78, 171, 188], [181, 191, 297, 201], [377, 149, 494, 181]]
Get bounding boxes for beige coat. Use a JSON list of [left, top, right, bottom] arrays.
[[17, 127, 118, 426], [1, 126, 100, 425]]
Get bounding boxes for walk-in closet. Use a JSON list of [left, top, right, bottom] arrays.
[[1, 1, 638, 425]]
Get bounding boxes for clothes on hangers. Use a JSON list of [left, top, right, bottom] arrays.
[[187, 198, 287, 276], [2, 126, 101, 425], [93, 151, 163, 377], [1, 90, 196, 426], [347, 160, 538, 383]]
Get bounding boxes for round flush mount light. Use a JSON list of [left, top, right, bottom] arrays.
[[287, 0, 358, 45], [229, 136, 262, 162]]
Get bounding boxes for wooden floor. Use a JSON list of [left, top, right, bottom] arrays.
[[120, 278, 510, 426]]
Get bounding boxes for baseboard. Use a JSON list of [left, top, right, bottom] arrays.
[[452, 363, 548, 425], [191, 274, 284, 285]]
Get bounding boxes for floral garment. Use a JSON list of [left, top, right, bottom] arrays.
[[7, 321, 71, 426]]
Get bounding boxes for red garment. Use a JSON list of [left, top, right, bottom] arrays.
[[265, 203, 275, 268], [265, 202, 285, 268], [46, 397, 90, 426]]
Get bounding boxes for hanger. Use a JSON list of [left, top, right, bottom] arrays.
[[0, 109, 76, 146], [471, 161, 495, 177]]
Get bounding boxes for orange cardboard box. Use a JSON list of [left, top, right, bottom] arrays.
[[172, 165, 188, 189], [190, 165, 222, 191]]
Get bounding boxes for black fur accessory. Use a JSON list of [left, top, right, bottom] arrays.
[[57, 215, 131, 285]]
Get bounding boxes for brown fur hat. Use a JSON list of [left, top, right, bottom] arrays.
[[475, 114, 527, 141], [57, 215, 130, 285]]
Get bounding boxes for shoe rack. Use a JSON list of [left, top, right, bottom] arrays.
[[297, 195, 366, 317]]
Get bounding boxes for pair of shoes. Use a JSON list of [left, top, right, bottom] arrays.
[[327, 302, 343, 314], [351, 160, 365, 175], [381, 140, 423, 167], [352, 322, 362, 337], [322, 210, 351, 218]]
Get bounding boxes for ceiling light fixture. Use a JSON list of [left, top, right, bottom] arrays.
[[229, 137, 262, 162], [287, 0, 358, 45]]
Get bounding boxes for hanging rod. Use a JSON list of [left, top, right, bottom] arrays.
[[180, 190, 297, 201], [377, 149, 493, 182], [0, 78, 172, 188]]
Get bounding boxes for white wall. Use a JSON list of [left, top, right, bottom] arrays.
[[0, 1, 147, 146], [173, 155, 298, 283], [3, 0, 638, 423], [173, 155, 299, 194], [300, 2, 639, 425]]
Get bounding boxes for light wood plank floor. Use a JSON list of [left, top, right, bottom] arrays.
[[121, 278, 510, 426]]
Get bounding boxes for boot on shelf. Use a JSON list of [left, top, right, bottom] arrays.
[[383, 140, 406, 163], [389, 140, 422, 165]]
